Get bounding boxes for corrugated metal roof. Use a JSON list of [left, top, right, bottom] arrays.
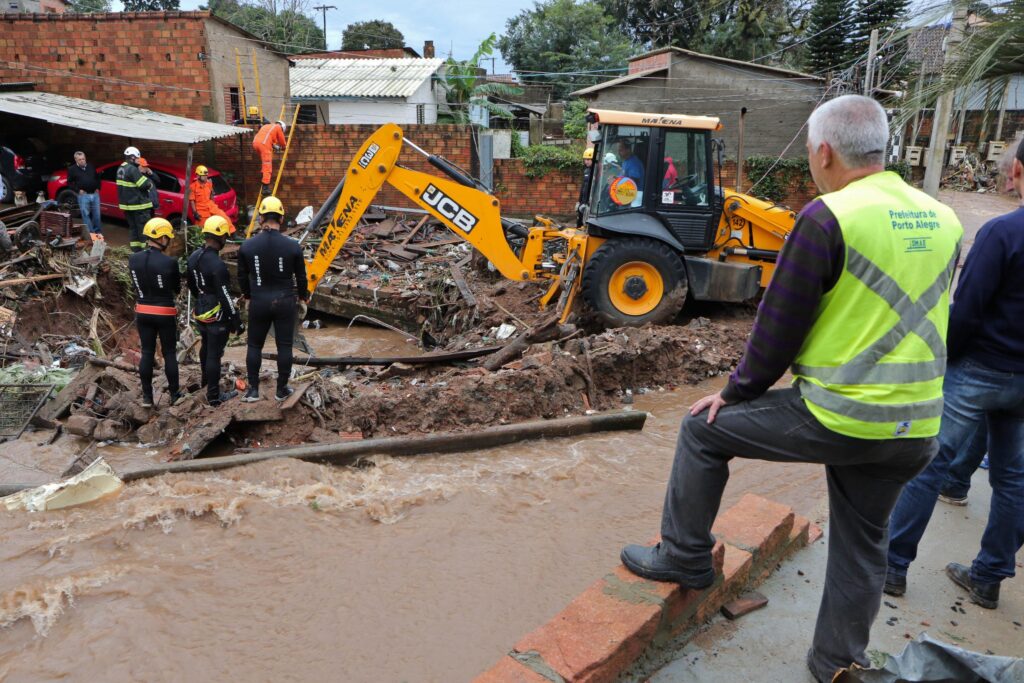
[[0, 91, 248, 144], [290, 58, 442, 99]]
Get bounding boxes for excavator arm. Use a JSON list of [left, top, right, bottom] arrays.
[[307, 123, 531, 294]]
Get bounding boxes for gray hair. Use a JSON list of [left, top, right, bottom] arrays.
[[807, 95, 889, 167], [73, 151, 85, 158]]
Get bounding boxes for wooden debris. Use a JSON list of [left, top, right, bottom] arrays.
[[264, 345, 504, 367], [279, 381, 310, 411], [0, 273, 64, 288], [448, 260, 477, 308], [483, 319, 576, 371], [40, 364, 101, 421]]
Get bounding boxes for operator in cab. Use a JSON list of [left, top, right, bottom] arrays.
[[187, 215, 242, 407], [128, 217, 182, 408], [237, 196, 309, 403]]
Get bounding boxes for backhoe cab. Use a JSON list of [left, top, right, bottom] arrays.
[[578, 109, 795, 326], [302, 112, 796, 330]]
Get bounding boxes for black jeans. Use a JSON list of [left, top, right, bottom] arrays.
[[246, 291, 296, 394], [136, 312, 178, 400], [198, 321, 229, 401], [659, 388, 934, 682], [126, 209, 151, 252]]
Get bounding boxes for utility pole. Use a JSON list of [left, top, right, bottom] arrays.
[[864, 29, 879, 95], [313, 4, 336, 51], [923, 3, 968, 198]]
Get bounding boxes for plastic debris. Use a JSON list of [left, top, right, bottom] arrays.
[[2, 458, 123, 512]]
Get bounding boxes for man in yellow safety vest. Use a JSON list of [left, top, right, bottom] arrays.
[[620, 95, 962, 682]]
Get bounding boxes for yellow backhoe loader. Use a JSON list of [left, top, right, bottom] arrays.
[[301, 109, 797, 327]]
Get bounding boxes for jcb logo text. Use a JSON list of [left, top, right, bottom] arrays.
[[421, 184, 478, 233]]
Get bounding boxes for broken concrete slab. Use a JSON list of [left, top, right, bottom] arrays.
[[65, 414, 97, 437]]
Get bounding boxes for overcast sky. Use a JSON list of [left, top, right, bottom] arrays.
[[113, 0, 539, 72]]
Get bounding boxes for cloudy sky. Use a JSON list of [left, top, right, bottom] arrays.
[[116, 0, 540, 72]]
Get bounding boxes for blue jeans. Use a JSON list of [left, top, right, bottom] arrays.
[[940, 421, 988, 498], [887, 357, 1024, 585], [77, 191, 101, 234]]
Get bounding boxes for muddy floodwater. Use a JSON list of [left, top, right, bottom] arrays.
[[0, 372, 829, 682]]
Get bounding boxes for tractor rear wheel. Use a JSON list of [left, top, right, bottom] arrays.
[[581, 237, 687, 327]]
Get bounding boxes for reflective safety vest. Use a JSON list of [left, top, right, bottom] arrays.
[[792, 171, 963, 440], [116, 162, 154, 212]]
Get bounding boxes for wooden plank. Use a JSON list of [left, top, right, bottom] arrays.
[[121, 411, 648, 480], [448, 260, 478, 308], [279, 381, 310, 411], [399, 215, 430, 246], [0, 273, 64, 288], [40, 364, 101, 421], [231, 402, 283, 423], [262, 344, 504, 367]]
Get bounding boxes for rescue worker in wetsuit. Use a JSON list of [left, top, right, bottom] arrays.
[[237, 196, 308, 402], [187, 215, 242, 407], [128, 217, 181, 408]]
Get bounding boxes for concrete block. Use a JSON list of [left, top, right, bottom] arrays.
[[65, 414, 97, 437]]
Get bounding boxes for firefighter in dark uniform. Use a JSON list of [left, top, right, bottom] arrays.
[[237, 196, 308, 402], [117, 146, 155, 253], [187, 215, 242, 407], [128, 217, 181, 407]]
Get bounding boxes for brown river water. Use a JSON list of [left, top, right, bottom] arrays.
[[0, 324, 829, 683]]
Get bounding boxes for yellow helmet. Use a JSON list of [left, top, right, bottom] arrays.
[[195, 165, 209, 176], [143, 217, 175, 240], [202, 215, 232, 237], [583, 147, 594, 160], [247, 105, 259, 116], [259, 195, 284, 216]]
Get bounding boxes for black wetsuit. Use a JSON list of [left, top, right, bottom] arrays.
[[237, 230, 308, 395], [187, 246, 241, 402], [128, 247, 181, 401]]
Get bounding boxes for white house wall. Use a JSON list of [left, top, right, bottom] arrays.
[[324, 80, 439, 125]]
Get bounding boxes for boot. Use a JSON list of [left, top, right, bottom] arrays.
[[946, 562, 999, 609], [620, 542, 716, 588]]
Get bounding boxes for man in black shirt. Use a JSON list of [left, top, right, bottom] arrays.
[[188, 215, 242, 407], [67, 151, 102, 240], [128, 217, 181, 407], [237, 196, 309, 402]]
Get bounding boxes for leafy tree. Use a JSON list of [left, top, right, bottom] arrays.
[[805, 0, 852, 74], [563, 98, 589, 139], [68, 0, 111, 12], [122, 0, 179, 9], [439, 33, 522, 124], [209, 0, 325, 55], [341, 20, 405, 51], [601, 0, 809, 66], [498, 0, 634, 99]]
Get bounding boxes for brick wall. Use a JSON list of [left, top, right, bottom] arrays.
[[628, 52, 671, 75], [493, 159, 578, 218], [0, 12, 214, 119]]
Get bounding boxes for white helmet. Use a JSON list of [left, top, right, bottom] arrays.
[[124, 146, 141, 158], [276, 120, 286, 131], [604, 152, 618, 165]]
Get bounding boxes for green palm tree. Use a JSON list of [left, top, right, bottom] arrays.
[[439, 33, 523, 125], [899, 1, 1024, 130]]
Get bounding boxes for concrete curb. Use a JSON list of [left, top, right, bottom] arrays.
[[475, 494, 823, 683]]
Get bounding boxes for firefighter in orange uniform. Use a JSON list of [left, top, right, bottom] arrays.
[[252, 120, 286, 194], [188, 165, 234, 234]]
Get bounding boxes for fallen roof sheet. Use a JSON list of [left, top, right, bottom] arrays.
[[0, 91, 249, 144], [290, 58, 443, 99]]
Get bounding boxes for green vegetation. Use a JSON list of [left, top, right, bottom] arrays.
[[438, 34, 522, 125], [519, 144, 585, 178], [562, 99, 589, 140], [498, 0, 634, 99], [341, 20, 404, 51], [744, 156, 810, 202], [208, 0, 325, 55]]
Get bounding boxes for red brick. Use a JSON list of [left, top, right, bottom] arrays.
[[512, 576, 662, 683], [712, 493, 794, 569], [695, 542, 753, 624], [473, 656, 550, 683]]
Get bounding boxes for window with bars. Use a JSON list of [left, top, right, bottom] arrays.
[[416, 104, 425, 125]]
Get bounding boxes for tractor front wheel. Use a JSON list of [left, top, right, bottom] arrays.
[[581, 237, 687, 327]]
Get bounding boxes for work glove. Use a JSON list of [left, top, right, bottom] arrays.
[[273, 144, 283, 152]]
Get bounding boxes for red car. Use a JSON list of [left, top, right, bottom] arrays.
[[48, 159, 239, 225]]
